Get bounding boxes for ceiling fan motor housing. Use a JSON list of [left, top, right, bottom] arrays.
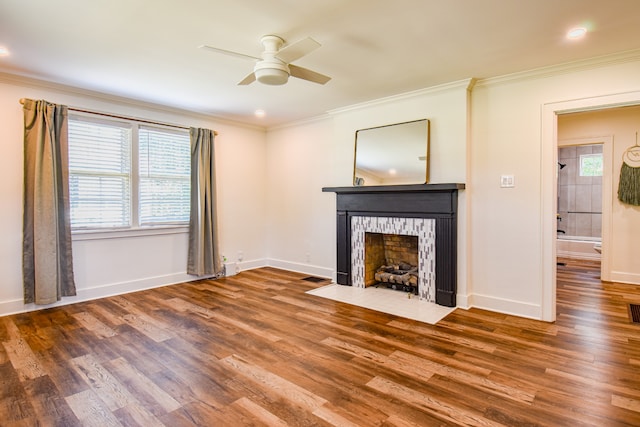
[[254, 59, 290, 85]]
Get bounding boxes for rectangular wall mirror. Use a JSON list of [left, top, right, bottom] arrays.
[[353, 119, 430, 186]]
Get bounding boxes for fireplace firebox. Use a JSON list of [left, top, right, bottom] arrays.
[[322, 183, 464, 307], [365, 233, 419, 291]]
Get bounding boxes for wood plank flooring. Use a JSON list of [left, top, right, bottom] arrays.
[[1, 259, 640, 426]]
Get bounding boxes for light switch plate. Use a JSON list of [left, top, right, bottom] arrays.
[[500, 175, 515, 188]]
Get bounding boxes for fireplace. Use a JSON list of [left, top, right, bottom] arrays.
[[365, 233, 419, 291], [322, 183, 464, 307]]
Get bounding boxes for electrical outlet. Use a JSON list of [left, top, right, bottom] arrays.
[[237, 251, 243, 262]]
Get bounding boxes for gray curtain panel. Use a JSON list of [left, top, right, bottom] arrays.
[[187, 127, 221, 276], [22, 99, 76, 304]]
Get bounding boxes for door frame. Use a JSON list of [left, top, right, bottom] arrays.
[[541, 90, 640, 322]]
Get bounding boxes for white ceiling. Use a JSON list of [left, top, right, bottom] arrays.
[[2, 0, 640, 128]]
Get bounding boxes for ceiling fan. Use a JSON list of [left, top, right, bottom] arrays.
[[199, 35, 331, 86]]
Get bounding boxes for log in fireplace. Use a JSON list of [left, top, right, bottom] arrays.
[[367, 233, 419, 293], [322, 183, 464, 307]]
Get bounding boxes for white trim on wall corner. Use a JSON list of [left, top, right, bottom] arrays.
[[467, 293, 542, 321], [237, 259, 268, 272], [266, 258, 333, 279], [610, 271, 640, 286], [455, 294, 470, 310]]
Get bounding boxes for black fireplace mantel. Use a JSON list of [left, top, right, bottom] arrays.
[[322, 183, 465, 307], [322, 183, 464, 193]]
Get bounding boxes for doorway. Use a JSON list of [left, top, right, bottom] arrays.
[[542, 92, 640, 322], [556, 141, 605, 266]]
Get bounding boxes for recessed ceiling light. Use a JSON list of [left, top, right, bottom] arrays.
[[255, 109, 266, 118], [0, 46, 10, 57], [567, 27, 587, 40]]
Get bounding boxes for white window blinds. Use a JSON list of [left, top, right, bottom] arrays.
[[139, 126, 191, 225], [68, 119, 132, 228]]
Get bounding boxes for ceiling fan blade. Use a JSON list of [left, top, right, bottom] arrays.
[[198, 45, 260, 61], [289, 64, 331, 85], [276, 37, 321, 63], [238, 72, 256, 85]]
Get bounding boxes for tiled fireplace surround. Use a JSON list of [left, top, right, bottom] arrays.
[[353, 216, 436, 301], [322, 184, 464, 307]]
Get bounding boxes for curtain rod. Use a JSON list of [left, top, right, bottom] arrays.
[[19, 98, 218, 136]]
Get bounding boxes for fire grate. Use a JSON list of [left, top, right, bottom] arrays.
[[629, 304, 640, 324], [302, 276, 328, 283]]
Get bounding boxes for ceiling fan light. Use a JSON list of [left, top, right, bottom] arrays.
[[255, 67, 289, 85]]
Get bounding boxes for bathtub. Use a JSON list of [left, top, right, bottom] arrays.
[[557, 236, 601, 260]]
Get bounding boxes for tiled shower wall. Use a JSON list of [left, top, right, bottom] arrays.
[[558, 144, 602, 239]]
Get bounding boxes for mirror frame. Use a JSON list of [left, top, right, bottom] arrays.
[[353, 119, 430, 186]]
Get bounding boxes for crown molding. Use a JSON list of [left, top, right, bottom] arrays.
[[327, 78, 476, 116], [474, 48, 640, 88], [0, 71, 265, 132], [269, 78, 477, 131], [266, 112, 333, 132]]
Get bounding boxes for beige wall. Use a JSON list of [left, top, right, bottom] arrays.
[[265, 118, 336, 277]]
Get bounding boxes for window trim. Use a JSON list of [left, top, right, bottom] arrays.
[[72, 225, 189, 241]]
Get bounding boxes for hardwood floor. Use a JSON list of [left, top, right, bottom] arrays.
[[1, 260, 640, 426]]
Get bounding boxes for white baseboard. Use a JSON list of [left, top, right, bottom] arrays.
[[265, 258, 333, 279], [0, 272, 198, 318], [466, 293, 543, 320], [0, 261, 334, 318], [193, 258, 333, 280], [609, 271, 640, 285], [1, 261, 559, 323], [237, 258, 268, 272]]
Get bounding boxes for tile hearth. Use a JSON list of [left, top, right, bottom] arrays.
[[306, 284, 455, 325]]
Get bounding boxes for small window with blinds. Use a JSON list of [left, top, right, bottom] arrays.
[[68, 115, 190, 230]]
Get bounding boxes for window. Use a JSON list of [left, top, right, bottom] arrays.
[[139, 127, 191, 225], [68, 118, 132, 228], [579, 153, 603, 177], [68, 115, 190, 230]]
